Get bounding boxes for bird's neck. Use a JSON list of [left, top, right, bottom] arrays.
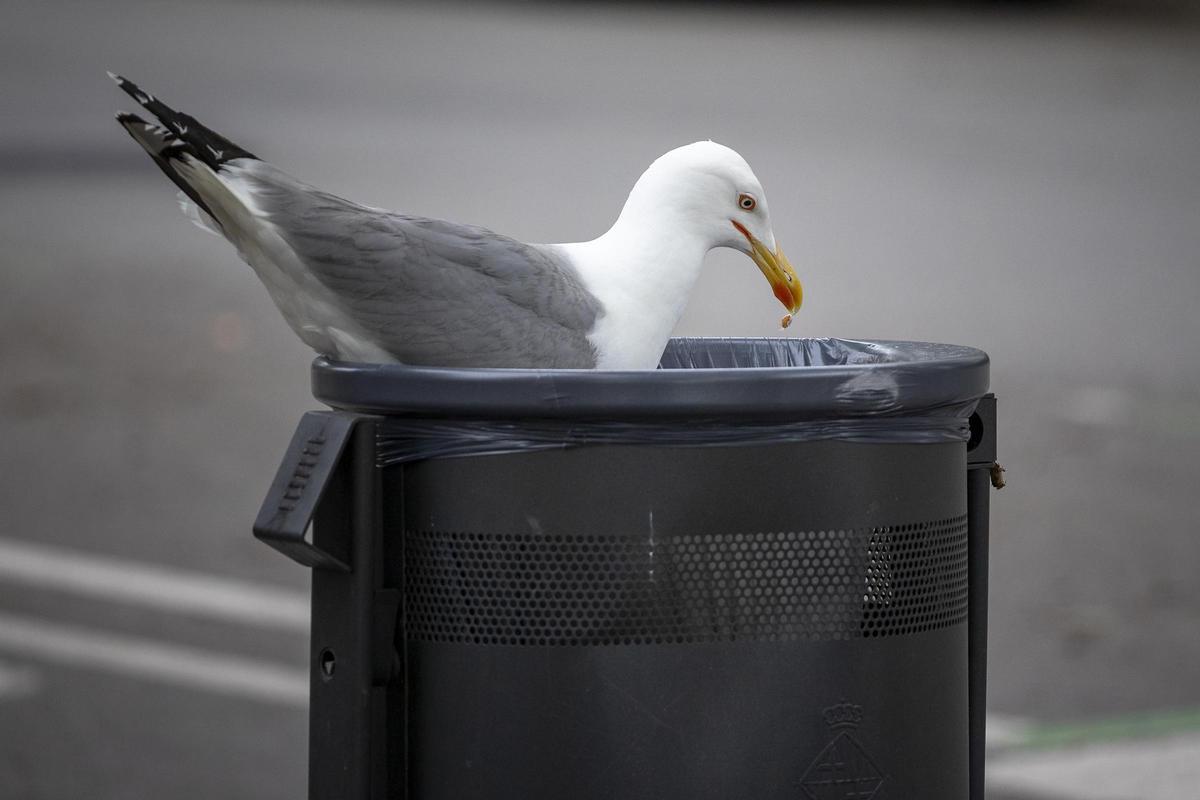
[[558, 214, 712, 369]]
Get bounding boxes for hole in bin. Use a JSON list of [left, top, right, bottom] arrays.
[[319, 648, 336, 680], [967, 412, 984, 451]]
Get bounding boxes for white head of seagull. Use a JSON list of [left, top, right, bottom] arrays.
[[559, 141, 802, 369]]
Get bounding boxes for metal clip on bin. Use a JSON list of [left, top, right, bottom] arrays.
[[254, 337, 996, 800]]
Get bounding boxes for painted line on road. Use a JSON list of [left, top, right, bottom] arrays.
[[11, 544, 1189, 745], [0, 612, 307, 707], [0, 537, 308, 631]]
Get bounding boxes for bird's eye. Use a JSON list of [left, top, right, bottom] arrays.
[[738, 193, 757, 211]]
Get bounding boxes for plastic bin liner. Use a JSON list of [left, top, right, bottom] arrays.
[[307, 337, 990, 467]]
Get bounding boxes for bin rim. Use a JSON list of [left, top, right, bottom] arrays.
[[311, 336, 989, 420]]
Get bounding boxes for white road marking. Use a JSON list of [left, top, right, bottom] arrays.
[[0, 612, 307, 707], [0, 537, 308, 631], [988, 732, 1200, 800], [0, 546, 1058, 737]]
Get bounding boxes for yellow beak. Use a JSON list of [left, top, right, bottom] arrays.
[[732, 221, 803, 314]]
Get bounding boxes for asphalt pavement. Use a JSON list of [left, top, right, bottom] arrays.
[[2, 1, 1199, 798]]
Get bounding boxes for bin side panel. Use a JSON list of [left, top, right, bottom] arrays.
[[410, 632, 966, 800], [391, 441, 967, 800]]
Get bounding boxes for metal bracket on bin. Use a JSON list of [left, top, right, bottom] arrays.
[[965, 393, 996, 800], [253, 411, 363, 571]]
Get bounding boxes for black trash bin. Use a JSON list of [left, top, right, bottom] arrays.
[[254, 337, 996, 800]]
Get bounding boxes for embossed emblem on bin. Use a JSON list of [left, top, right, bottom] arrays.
[[799, 701, 885, 800]]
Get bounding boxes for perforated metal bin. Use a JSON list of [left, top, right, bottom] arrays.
[[253, 337, 996, 800]]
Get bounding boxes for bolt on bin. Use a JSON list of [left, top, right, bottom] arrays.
[[253, 336, 996, 800]]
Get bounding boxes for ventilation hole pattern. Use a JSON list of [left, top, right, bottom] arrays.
[[404, 515, 968, 647]]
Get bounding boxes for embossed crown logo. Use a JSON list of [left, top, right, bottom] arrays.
[[800, 700, 885, 800], [821, 700, 863, 730]]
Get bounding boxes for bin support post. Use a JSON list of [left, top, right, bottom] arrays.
[[306, 416, 397, 800], [966, 394, 996, 800], [254, 411, 400, 799]]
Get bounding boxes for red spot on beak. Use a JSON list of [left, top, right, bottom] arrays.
[[772, 281, 794, 308], [730, 220, 752, 243]]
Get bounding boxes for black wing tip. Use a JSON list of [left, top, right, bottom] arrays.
[[108, 72, 259, 167], [110, 73, 156, 107], [114, 111, 170, 142]]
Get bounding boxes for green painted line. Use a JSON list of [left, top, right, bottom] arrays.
[[1019, 707, 1200, 751]]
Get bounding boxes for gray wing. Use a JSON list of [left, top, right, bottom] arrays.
[[248, 165, 602, 368]]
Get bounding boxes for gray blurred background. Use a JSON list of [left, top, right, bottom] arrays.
[[2, 1, 1199, 798]]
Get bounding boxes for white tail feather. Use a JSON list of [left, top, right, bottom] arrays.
[[176, 191, 221, 236]]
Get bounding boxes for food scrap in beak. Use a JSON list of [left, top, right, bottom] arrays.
[[731, 221, 803, 316]]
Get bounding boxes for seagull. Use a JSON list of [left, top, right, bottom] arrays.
[[110, 73, 802, 370]]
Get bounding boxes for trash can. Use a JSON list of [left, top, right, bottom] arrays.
[[254, 337, 996, 800]]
